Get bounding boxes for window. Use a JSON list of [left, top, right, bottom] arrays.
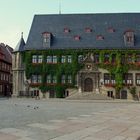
[[31, 75, 41, 84], [74, 35, 80, 41], [104, 74, 115, 85], [52, 56, 57, 63], [127, 36, 133, 42], [67, 55, 72, 63], [3, 74, 5, 81], [136, 74, 140, 85], [38, 75, 42, 83], [136, 54, 140, 63], [67, 75, 72, 84], [38, 55, 43, 63], [47, 75, 51, 84], [61, 56, 66, 63], [2, 73, 4, 80], [52, 75, 57, 84], [104, 54, 110, 63], [108, 27, 115, 33], [46, 56, 57, 64], [127, 54, 133, 63], [64, 28, 70, 33], [32, 55, 37, 63], [96, 35, 104, 40], [61, 75, 65, 84], [5, 74, 7, 81], [121, 54, 126, 64], [127, 74, 133, 85], [124, 31, 134, 46], [85, 27, 92, 33], [78, 55, 84, 63], [32, 55, 43, 63], [104, 73, 110, 84], [46, 56, 52, 63], [111, 54, 116, 63], [0, 62, 2, 70], [0, 73, 1, 81], [42, 32, 51, 48], [124, 73, 133, 85], [2, 63, 4, 69], [111, 74, 115, 84], [94, 54, 99, 63], [43, 33, 47, 43], [0, 85, 2, 92]]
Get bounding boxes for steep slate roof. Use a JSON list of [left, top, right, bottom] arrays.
[[14, 35, 25, 52], [0, 44, 13, 63], [25, 13, 140, 50]]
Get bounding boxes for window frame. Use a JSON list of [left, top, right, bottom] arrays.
[[67, 75, 72, 84], [32, 55, 37, 63], [136, 73, 140, 86], [46, 56, 52, 63], [46, 75, 51, 84], [104, 73, 110, 85], [52, 75, 57, 84], [61, 75, 66, 84], [67, 55, 72, 63], [52, 56, 57, 63], [31, 75, 42, 84], [61, 56, 66, 63], [123, 73, 133, 85], [104, 54, 110, 63]]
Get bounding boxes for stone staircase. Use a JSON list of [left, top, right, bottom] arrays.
[[66, 91, 112, 100]]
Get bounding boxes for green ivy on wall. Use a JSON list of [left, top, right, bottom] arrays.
[[23, 49, 84, 97], [22, 49, 140, 97]]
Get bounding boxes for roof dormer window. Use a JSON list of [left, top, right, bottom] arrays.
[[85, 27, 92, 33], [74, 35, 80, 41], [108, 27, 115, 33], [124, 30, 135, 46], [64, 28, 70, 33], [96, 35, 104, 40], [42, 32, 52, 48]]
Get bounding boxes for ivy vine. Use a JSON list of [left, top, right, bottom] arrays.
[[22, 49, 140, 97]]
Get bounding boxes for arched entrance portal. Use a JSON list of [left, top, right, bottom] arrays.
[[84, 78, 93, 92]]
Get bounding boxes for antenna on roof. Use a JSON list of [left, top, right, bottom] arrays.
[[59, 0, 61, 14], [21, 32, 23, 38]]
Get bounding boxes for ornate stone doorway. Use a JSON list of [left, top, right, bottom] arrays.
[[77, 53, 100, 93], [84, 78, 93, 92]]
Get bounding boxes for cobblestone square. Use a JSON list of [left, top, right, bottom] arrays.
[[0, 98, 140, 140]]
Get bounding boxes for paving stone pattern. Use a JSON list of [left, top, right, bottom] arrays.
[[0, 99, 140, 140]]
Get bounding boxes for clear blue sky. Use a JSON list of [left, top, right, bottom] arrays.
[[0, 0, 140, 48]]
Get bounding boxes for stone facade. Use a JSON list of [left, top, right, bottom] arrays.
[[0, 43, 13, 97], [12, 52, 26, 97], [12, 13, 140, 100], [12, 51, 139, 100]]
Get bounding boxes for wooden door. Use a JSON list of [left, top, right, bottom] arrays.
[[121, 90, 127, 99], [84, 78, 93, 92]]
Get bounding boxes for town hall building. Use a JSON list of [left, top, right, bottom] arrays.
[[12, 13, 140, 100]]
